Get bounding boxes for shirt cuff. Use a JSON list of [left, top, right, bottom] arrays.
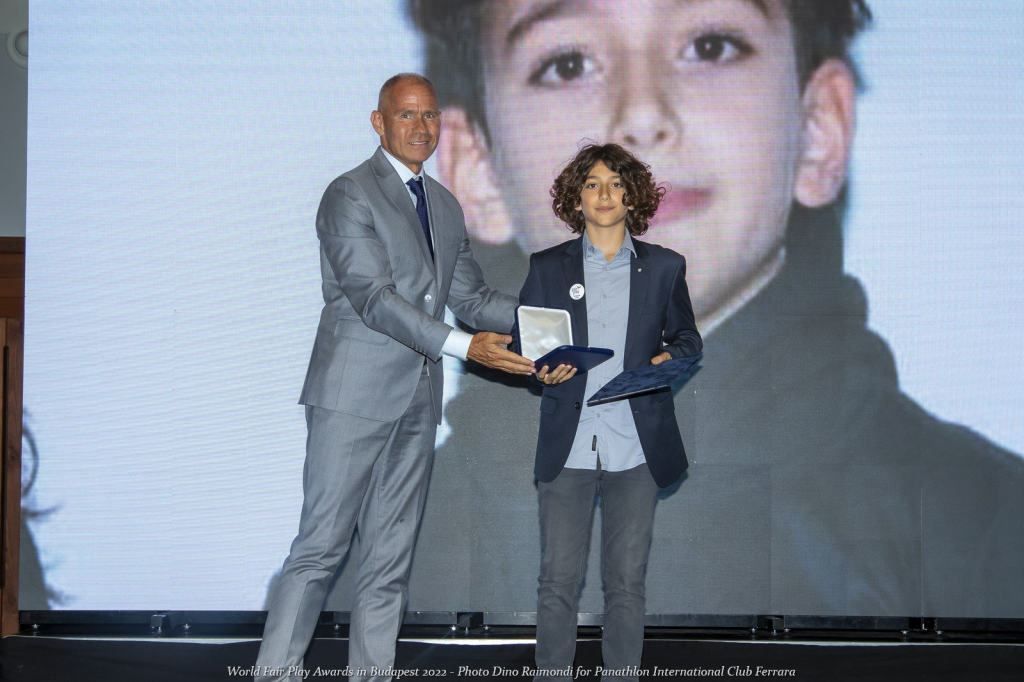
[[441, 328, 474, 361]]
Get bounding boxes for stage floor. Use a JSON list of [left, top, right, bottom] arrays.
[[2, 628, 1023, 682]]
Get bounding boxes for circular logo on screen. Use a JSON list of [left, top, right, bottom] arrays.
[[570, 283, 585, 300]]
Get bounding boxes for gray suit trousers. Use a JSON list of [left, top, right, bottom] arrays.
[[255, 369, 437, 682]]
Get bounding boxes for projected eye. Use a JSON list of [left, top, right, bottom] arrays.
[[681, 33, 752, 63], [529, 49, 599, 86]]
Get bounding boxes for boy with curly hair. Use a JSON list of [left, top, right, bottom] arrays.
[[520, 143, 702, 678]]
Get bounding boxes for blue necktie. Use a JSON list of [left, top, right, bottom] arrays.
[[406, 177, 434, 260]]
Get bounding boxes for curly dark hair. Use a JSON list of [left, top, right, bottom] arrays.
[[551, 143, 665, 236], [408, 0, 872, 146]]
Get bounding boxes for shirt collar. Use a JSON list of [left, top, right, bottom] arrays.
[[582, 230, 636, 259], [380, 145, 424, 186]]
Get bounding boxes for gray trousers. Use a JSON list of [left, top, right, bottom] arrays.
[[535, 463, 659, 681], [255, 369, 437, 682]]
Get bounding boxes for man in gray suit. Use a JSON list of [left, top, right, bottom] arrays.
[[254, 73, 535, 682]]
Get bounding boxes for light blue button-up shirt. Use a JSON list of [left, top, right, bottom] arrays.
[[564, 232, 646, 472]]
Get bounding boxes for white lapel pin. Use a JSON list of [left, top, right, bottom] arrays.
[[570, 283, 585, 300]]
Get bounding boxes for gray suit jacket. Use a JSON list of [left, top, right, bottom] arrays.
[[299, 147, 517, 423]]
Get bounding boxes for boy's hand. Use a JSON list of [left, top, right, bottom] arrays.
[[537, 363, 577, 385], [651, 351, 672, 365]]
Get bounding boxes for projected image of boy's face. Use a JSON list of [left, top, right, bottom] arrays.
[[442, 0, 853, 326]]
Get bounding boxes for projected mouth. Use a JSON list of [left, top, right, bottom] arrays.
[[653, 187, 714, 224]]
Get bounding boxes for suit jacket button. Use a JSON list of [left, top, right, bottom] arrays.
[[574, 402, 581, 409]]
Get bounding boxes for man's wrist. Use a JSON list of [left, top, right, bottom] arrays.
[[441, 328, 474, 361]]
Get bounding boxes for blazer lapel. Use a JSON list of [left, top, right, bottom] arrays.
[[562, 237, 588, 347], [370, 149, 436, 269], [423, 175, 446, 288], [624, 239, 650, 363]]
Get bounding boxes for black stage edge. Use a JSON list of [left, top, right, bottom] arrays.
[[3, 630, 1024, 682], [4, 614, 1024, 682], [17, 610, 1024, 633]]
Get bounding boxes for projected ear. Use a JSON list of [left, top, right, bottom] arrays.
[[437, 108, 515, 244], [794, 59, 856, 208]]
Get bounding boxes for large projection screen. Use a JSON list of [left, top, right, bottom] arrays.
[[22, 1, 1024, 618]]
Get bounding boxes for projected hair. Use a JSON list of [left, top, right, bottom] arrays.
[[551, 143, 665, 237], [408, 0, 872, 144]]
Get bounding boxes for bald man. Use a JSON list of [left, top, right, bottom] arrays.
[[254, 73, 534, 682]]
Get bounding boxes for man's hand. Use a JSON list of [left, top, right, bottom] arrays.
[[467, 332, 536, 375], [537, 364, 577, 386], [651, 351, 672, 365]]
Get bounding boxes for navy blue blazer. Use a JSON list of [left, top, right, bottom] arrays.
[[519, 235, 703, 488]]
